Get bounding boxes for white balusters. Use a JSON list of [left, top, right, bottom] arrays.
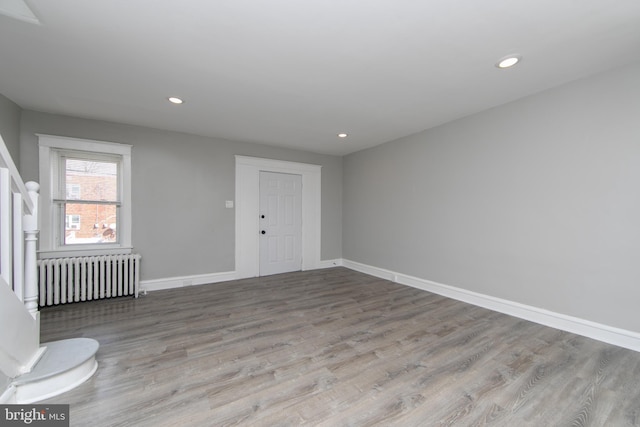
[[23, 181, 39, 318], [13, 191, 24, 301], [0, 167, 11, 287], [0, 137, 43, 380]]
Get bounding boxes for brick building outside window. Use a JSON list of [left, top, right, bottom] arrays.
[[64, 158, 119, 244]]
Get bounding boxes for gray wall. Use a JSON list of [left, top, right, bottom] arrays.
[[19, 111, 342, 281], [343, 62, 640, 332], [0, 93, 21, 164]]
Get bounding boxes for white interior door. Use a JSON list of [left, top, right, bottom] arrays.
[[259, 171, 302, 276]]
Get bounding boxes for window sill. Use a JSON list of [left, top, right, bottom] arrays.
[[38, 246, 133, 259]]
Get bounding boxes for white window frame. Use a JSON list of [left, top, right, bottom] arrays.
[[38, 134, 132, 258]]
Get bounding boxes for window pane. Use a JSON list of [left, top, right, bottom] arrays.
[[64, 203, 118, 245], [65, 158, 118, 202]]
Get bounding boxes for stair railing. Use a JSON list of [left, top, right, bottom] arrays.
[[0, 135, 41, 378]]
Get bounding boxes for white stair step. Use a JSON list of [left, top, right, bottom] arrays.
[[13, 338, 99, 403]]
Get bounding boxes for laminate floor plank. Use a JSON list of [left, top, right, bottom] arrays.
[[39, 267, 640, 426]]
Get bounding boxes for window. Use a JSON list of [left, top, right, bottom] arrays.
[[59, 155, 119, 245], [38, 135, 132, 257]]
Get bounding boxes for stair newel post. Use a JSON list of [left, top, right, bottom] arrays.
[[23, 181, 40, 318]]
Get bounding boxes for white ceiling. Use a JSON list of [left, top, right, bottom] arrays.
[[1, 1, 639, 156]]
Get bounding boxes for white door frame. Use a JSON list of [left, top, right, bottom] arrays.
[[235, 155, 321, 278]]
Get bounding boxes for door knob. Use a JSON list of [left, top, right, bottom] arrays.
[[261, 230, 266, 234], [261, 215, 265, 219]]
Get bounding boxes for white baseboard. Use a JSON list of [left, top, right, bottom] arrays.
[[316, 259, 344, 269], [141, 262, 345, 293], [140, 271, 238, 293], [342, 259, 640, 353], [137, 260, 640, 352]]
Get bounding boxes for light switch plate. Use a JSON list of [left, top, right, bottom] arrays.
[[225, 200, 234, 208]]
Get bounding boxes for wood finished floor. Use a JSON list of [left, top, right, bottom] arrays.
[[40, 267, 640, 426]]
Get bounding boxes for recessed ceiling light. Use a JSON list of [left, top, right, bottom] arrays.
[[337, 133, 348, 138], [168, 97, 184, 104], [496, 55, 522, 69]]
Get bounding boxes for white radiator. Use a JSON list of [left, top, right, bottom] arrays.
[[37, 254, 141, 307]]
